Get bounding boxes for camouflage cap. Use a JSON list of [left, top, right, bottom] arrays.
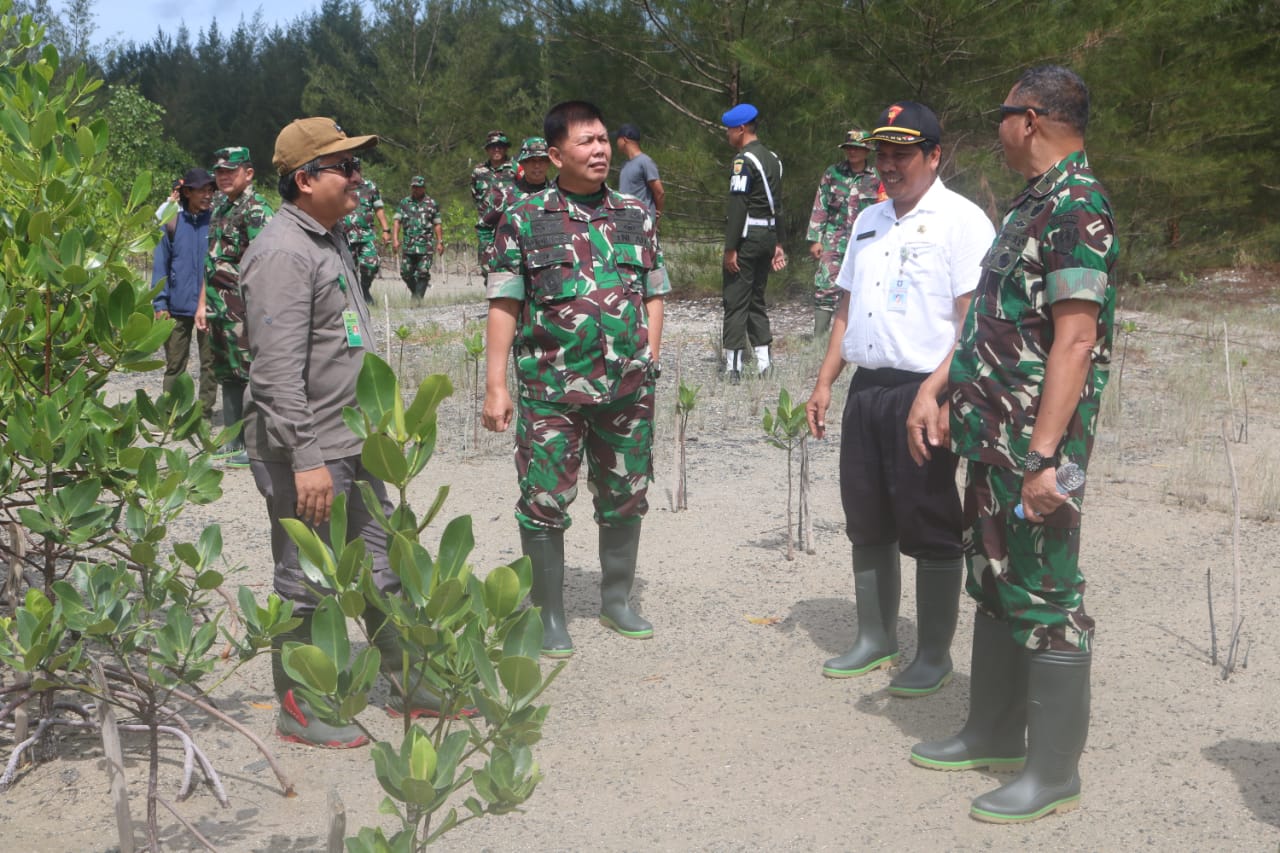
[[410, 175, 426, 187], [517, 136, 549, 162], [212, 146, 252, 169], [484, 130, 510, 148], [273, 117, 378, 175], [839, 129, 871, 149]]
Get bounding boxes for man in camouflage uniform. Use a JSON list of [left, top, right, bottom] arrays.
[[341, 177, 391, 304], [208, 146, 274, 468], [482, 101, 667, 659], [909, 66, 1119, 825], [478, 136, 552, 270], [722, 103, 786, 381], [471, 129, 517, 280], [805, 128, 881, 337], [392, 176, 443, 300]]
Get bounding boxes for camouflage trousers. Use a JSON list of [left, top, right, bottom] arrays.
[[722, 228, 776, 350], [206, 283, 250, 384], [351, 239, 380, 302], [963, 460, 1094, 652], [400, 252, 434, 298], [514, 386, 655, 531], [812, 248, 844, 312]]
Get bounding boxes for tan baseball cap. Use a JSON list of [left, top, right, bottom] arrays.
[[272, 117, 378, 175]]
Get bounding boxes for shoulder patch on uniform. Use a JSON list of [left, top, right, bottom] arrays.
[[733, 159, 744, 175]]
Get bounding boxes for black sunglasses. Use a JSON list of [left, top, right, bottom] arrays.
[[308, 156, 362, 178], [998, 104, 1050, 117]]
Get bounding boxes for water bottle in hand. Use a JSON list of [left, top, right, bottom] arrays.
[[1014, 462, 1085, 520]]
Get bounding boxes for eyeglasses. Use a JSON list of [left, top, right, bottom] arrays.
[[308, 156, 362, 178], [998, 104, 1050, 118]]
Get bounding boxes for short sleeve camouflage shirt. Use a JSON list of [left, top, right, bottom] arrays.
[[804, 161, 881, 255], [394, 195, 442, 254], [207, 186, 274, 289], [342, 179, 384, 245], [471, 161, 517, 225], [949, 151, 1119, 470], [487, 182, 669, 405]]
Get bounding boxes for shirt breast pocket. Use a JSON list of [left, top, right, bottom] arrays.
[[527, 245, 576, 304], [613, 242, 652, 292]]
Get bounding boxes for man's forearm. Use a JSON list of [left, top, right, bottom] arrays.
[[644, 296, 664, 361], [485, 298, 520, 390], [1028, 300, 1101, 458]]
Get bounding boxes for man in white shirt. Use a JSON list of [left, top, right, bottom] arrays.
[[805, 101, 995, 696]]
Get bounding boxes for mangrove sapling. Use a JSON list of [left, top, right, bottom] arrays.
[[463, 327, 485, 450], [762, 389, 813, 560], [282, 355, 564, 849], [675, 380, 700, 511]]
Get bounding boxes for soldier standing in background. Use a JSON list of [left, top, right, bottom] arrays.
[[471, 130, 517, 280], [805, 128, 881, 337], [478, 136, 553, 270], [341, 176, 391, 304], [393, 176, 444, 300], [721, 103, 786, 382], [481, 101, 667, 659], [208, 146, 273, 469]]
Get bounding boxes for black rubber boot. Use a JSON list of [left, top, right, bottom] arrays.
[[520, 527, 574, 658], [598, 524, 653, 639], [272, 619, 368, 749], [910, 611, 1028, 771], [359, 267, 375, 304], [822, 543, 900, 678], [969, 648, 1091, 823], [889, 557, 963, 697], [364, 613, 475, 719]]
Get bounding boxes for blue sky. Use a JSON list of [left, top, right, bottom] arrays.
[[67, 0, 351, 47]]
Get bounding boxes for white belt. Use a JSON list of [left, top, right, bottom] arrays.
[[745, 216, 776, 228]]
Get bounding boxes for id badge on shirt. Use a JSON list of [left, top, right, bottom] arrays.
[[888, 278, 908, 313], [342, 310, 364, 348]]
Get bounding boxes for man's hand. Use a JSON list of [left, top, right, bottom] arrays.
[[194, 305, 208, 332], [805, 385, 832, 439], [294, 466, 334, 526], [482, 385, 514, 433], [906, 389, 949, 466], [1018, 467, 1067, 523], [392, 240, 401, 254], [435, 241, 445, 254], [154, 309, 169, 320], [723, 249, 739, 274], [771, 245, 787, 272], [808, 242, 822, 261]]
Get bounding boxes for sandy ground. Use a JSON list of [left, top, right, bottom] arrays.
[[3, 264, 1280, 852]]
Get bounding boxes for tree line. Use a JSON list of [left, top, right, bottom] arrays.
[[20, 0, 1280, 280]]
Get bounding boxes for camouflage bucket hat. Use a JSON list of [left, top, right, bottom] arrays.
[[839, 129, 871, 149], [518, 136, 549, 163], [484, 129, 509, 148], [410, 175, 426, 187], [213, 146, 252, 169]]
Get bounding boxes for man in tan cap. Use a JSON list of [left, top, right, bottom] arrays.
[[241, 118, 456, 746]]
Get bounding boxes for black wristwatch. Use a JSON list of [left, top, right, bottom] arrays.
[[1024, 449, 1060, 473]]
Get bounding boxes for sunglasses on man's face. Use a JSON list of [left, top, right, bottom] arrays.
[[996, 104, 1051, 121], [309, 156, 362, 178]]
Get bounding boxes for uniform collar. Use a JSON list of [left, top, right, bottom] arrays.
[[281, 201, 342, 238], [873, 176, 945, 223], [1023, 150, 1089, 201], [542, 181, 624, 214]]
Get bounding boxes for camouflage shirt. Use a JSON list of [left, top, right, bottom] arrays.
[[804, 161, 881, 253], [207, 185, 273, 290], [949, 151, 1119, 470], [341, 179, 385, 245], [394, 195, 442, 255], [480, 176, 552, 270], [471, 161, 517, 225], [487, 182, 669, 405]]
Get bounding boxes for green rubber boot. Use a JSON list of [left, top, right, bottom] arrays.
[[813, 306, 834, 339], [888, 557, 963, 697], [969, 648, 1091, 823], [520, 527, 574, 658], [822, 543, 900, 678], [365, 613, 476, 720], [217, 381, 249, 467], [598, 524, 653, 640], [273, 620, 368, 749], [910, 611, 1028, 771]]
